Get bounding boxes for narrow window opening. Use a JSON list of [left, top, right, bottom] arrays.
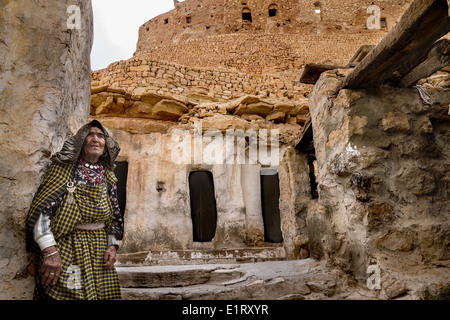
[[242, 8, 252, 23], [164, 18, 169, 24], [295, 124, 318, 199], [260, 171, 283, 243], [307, 155, 318, 199], [113, 161, 128, 217], [380, 17, 387, 29], [189, 171, 217, 242], [268, 4, 278, 17], [314, 1, 322, 14], [186, 16, 191, 24]]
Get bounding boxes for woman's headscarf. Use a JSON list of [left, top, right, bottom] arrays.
[[51, 120, 120, 170]]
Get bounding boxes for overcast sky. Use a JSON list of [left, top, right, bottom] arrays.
[[91, 0, 177, 71]]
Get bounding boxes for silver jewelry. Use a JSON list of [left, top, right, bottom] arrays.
[[81, 182, 106, 208], [43, 251, 59, 258], [67, 182, 76, 205]]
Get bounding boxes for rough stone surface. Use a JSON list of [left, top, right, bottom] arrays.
[[118, 259, 344, 300], [307, 69, 450, 299], [135, 0, 412, 73], [98, 116, 306, 259], [0, 0, 93, 299]]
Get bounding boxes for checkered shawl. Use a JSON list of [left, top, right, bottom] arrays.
[[26, 120, 120, 252], [25, 161, 118, 253]]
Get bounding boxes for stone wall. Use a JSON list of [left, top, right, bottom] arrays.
[[306, 69, 450, 299], [92, 115, 310, 264], [90, 57, 312, 127], [137, 0, 411, 52], [91, 56, 311, 100], [135, 33, 386, 74], [0, 0, 93, 299]]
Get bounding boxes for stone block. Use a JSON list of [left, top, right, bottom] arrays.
[[266, 111, 286, 123], [234, 102, 273, 117], [376, 231, 414, 252], [126, 101, 154, 117], [153, 99, 188, 121], [91, 85, 109, 94], [130, 65, 150, 72], [382, 111, 410, 132], [140, 92, 163, 105]]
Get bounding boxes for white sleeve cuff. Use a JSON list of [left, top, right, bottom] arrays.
[[108, 234, 119, 250], [33, 213, 57, 251]]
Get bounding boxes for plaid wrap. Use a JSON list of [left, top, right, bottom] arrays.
[[26, 162, 76, 252], [27, 161, 121, 300], [34, 228, 121, 300]]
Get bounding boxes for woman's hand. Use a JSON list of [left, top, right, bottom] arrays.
[[40, 246, 62, 286], [103, 245, 117, 269]]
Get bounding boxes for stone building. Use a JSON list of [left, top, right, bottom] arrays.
[[89, 0, 415, 266], [135, 0, 411, 73]]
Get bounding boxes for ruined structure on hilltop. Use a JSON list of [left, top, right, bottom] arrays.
[[136, 0, 411, 73]]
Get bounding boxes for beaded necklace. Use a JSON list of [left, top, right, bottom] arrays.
[[76, 159, 106, 207], [79, 159, 104, 185]]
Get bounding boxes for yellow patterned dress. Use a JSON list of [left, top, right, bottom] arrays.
[[26, 160, 122, 300]]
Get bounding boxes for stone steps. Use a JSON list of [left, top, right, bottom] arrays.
[[117, 259, 342, 300], [116, 247, 286, 266], [117, 264, 244, 289]]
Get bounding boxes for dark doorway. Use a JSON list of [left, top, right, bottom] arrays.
[[295, 123, 318, 199], [242, 8, 252, 22], [260, 172, 283, 243], [189, 171, 217, 242], [113, 161, 128, 217], [268, 4, 278, 17]]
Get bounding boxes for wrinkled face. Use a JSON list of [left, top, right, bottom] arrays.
[[81, 126, 105, 162]]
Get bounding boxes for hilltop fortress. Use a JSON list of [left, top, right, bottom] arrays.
[[136, 0, 411, 73]]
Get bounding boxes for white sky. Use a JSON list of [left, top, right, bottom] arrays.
[[91, 0, 178, 71]]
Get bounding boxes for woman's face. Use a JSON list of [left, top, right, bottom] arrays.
[[81, 126, 105, 162]]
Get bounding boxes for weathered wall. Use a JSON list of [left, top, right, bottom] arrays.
[[91, 57, 311, 101], [307, 69, 450, 298], [0, 0, 93, 299], [91, 114, 310, 264], [135, 33, 385, 74], [138, 0, 410, 49], [134, 0, 412, 74]]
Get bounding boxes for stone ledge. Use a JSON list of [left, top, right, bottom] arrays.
[[116, 247, 286, 266]]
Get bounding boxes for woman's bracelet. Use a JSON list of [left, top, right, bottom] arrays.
[[43, 250, 59, 258]]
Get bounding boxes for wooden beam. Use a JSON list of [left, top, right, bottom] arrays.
[[347, 45, 375, 67], [400, 39, 450, 87], [341, 0, 450, 89], [300, 45, 376, 85]]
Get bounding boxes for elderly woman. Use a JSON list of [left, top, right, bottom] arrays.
[[26, 120, 123, 300]]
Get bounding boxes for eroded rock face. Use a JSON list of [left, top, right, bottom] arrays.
[[0, 0, 93, 299], [307, 69, 450, 299]]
